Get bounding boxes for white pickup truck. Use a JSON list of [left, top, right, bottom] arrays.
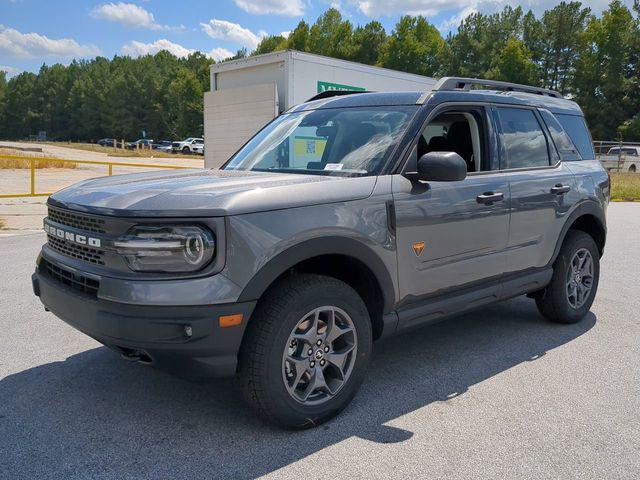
[[598, 146, 639, 172], [171, 138, 204, 155]]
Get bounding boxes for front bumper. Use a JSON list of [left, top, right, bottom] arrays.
[[32, 259, 256, 379]]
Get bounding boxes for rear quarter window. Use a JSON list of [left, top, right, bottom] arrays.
[[539, 110, 581, 161], [555, 114, 595, 160]]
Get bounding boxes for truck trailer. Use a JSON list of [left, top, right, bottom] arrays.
[[204, 50, 437, 168]]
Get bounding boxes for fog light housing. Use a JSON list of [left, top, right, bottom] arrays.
[[115, 225, 215, 273]]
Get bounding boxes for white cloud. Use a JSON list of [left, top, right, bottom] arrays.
[[0, 25, 100, 58], [91, 2, 179, 31], [234, 0, 304, 16], [209, 47, 233, 61], [350, 0, 632, 20], [201, 19, 266, 49], [280, 31, 291, 39], [437, 5, 477, 33], [0, 64, 22, 78], [352, 0, 472, 17], [122, 39, 194, 57], [121, 39, 233, 61]]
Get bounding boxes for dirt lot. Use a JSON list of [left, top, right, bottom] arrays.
[[0, 141, 204, 232]]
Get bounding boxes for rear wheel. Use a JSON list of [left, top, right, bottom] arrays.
[[238, 274, 372, 429], [536, 230, 600, 323], [182, 146, 190, 154], [629, 164, 637, 173]]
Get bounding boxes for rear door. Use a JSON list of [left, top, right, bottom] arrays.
[[492, 106, 579, 274]]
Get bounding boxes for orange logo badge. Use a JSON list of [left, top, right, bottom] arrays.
[[412, 241, 425, 257]]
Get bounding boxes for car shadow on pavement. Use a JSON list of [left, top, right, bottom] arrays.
[[0, 296, 596, 480]]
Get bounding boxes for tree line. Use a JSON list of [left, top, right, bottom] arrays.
[[0, 0, 638, 142]]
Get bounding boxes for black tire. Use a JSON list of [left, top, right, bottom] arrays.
[[536, 230, 600, 324], [238, 274, 372, 429], [182, 146, 190, 154]]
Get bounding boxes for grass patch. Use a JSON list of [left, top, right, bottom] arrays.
[[42, 141, 202, 159], [610, 172, 640, 201], [0, 157, 76, 169]]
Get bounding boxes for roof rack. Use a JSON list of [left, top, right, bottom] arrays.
[[307, 90, 371, 102], [431, 77, 563, 99]]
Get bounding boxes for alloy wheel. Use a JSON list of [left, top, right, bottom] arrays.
[[282, 306, 357, 406], [566, 248, 594, 309]]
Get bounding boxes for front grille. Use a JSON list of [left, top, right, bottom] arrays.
[[47, 235, 105, 265], [48, 207, 106, 234], [43, 260, 100, 297]]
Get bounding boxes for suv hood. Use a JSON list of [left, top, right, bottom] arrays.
[[48, 169, 377, 217]]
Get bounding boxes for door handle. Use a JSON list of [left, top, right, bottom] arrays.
[[476, 192, 504, 205], [550, 184, 571, 195]]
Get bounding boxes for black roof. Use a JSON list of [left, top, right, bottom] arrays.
[[288, 89, 582, 116]]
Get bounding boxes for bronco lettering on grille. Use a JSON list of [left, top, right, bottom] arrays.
[[44, 223, 102, 248]]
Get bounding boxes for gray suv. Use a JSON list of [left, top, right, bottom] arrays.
[[32, 78, 609, 428]]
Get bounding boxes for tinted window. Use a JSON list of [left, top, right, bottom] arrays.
[[540, 110, 581, 161], [496, 108, 550, 169], [556, 114, 595, 160]]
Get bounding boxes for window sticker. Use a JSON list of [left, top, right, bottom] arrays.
[[324, 163, 344, 171]]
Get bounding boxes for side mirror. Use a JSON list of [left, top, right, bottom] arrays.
[[408, 151, 467, 182]]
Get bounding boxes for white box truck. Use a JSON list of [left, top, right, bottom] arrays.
[[204, 50, 437, 168]]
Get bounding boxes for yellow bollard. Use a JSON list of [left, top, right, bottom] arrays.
[[30, 158, 35, 195]]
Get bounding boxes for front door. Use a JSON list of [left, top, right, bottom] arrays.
[[392, 105, 510, 304]]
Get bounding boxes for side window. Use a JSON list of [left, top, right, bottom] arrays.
[[555, 114, 595, 160], [496, 107, 550, 169], [416, 108, 494, 172], [539, 109, 581, 161]]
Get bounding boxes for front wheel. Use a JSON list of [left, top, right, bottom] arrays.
[[238, 274, 372, 429], [182, 146, 190, 154], [536, 230, 600, 323]]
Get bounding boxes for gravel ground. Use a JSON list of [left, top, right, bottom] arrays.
[[0, 203, 638, 480]]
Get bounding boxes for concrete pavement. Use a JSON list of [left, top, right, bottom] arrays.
[[0, 203, 638, 479]]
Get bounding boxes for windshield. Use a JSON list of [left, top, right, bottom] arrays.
[[223, 106, 417, 176]]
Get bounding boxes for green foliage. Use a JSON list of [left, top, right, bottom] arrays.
[[379, 16, 444, 76], [0, 52, 211, 141], [574, 0, 636, 139], [351, 21, 387, 65], [253, 35, 287, 56], [486, 38, 537, 84], [307, 8, 354, 59], [0, 1, 638, 141], [287, 21, 310, 51]]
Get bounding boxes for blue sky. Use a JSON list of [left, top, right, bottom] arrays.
[[0, 0, 626, 77]]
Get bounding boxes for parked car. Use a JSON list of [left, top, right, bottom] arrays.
[[172, 137, 204, 154], [599, 145, 639, 172], [97, 138, 116, 147], [153, 140, 173, 153], [33, 78, 609, 429], [126, 139, 154, 150]]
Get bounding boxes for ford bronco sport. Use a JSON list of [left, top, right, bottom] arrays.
[[33, 78, 609, 428]]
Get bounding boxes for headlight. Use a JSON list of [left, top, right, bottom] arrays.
[[114, 225, 215, 273]]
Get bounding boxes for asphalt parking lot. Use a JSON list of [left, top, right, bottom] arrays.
[[1, 202, 639, 480]]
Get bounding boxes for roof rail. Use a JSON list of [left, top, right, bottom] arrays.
[[306, 90, 371, 102], [431, 77, 563, 99]]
